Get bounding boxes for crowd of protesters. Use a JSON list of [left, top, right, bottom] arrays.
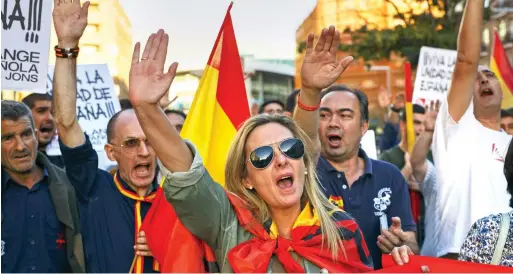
[[1, 0, 512, 272]]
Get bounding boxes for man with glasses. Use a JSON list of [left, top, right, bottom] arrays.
[[50, 1, 160, 272]]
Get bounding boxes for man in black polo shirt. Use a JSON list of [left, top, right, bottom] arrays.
[[1, 101, 84, 273], [293, 26, 419, 269]]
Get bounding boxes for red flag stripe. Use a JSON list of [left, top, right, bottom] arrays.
[[207, 2, 233, 68], [493, 32, 513, 92], [210, 5, 250, 129], [404, 62, 413, 103]]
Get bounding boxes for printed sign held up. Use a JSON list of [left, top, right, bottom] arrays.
[[1, 0, 51, 91], [45, 64, 122, 155], [413, 46, 457, 105]]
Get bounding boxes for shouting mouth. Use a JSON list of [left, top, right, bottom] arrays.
[[327, 133, 342, 147], [134, 162, 151, 177], [276, 173, 294, 191], [39, 124, 55, 135], [480, 88, 494, 97]]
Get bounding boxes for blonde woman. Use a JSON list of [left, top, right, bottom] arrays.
[[128, 29, 414, 272]]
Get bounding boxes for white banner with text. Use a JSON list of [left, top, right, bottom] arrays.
[[1, 0, 52, 91], [413, 46, 457, 106], [45, 64, 121, 168]]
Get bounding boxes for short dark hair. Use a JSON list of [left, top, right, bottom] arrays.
[[22, 93, 52, 109], [164, 109, 186, 120], [1, 100, 35, 129], [285, 89, 300, 113], [106, 109, 134, 143], [505, 140, 513, 195], [321, 85, 369, 124], [119, 99, 132, 110], [400, 104, 426, 122], [259, 100, 285, 114], [501, 109, 513, 118]]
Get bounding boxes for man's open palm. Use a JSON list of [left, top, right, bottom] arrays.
[[52, 0, 89, 45], [424, 100, 440, 131], [129, 30, 178, 107], [301, 26, 353, 91]]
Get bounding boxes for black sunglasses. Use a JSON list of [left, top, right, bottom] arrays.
[[248, 138, 305, 169]]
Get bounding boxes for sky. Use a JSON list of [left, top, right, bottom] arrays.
[[119, 0, 317, 71]]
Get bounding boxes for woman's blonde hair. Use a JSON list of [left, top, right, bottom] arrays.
[[225, 114, 345, 259]]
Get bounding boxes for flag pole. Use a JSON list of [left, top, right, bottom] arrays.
[[404, 61, 415, 153]]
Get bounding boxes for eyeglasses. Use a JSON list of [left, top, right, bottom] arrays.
[[110, 137, 152, 154], [248, 138, 305, 169]]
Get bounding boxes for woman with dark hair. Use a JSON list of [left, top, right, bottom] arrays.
[[459, 140, 513, 266]]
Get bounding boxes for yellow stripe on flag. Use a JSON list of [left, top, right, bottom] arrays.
[[180, 2, 250, 187], [180, 65, 238, 186], [404, 62, 415, 153], [134, 201, 143, 273], [405, 102, 415, 152], [491, 57, 513, 109]]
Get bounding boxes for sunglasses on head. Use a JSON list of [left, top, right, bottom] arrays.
[[248, 138, 305, 169]]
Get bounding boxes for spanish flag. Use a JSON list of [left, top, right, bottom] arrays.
[[181, 2, 251, 186], [404, 62, 421, 225], [490, 31, 513, 109]]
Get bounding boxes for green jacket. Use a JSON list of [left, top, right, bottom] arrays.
[[2, 152, 85, 272], [160, 141, 323, 273]]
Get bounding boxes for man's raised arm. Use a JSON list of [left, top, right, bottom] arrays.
[[293, 26, 353, 156], [51, 0, 89, 147], [128, 30, 193, 172], [446, 0, 484, 122]]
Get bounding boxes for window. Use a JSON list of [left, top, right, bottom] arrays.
[[509, 20, 513, 37], [81, 44, 99, 55], [84, 24, 99, 36], [483, 28, 490, 45], [499, 20, 507, 39], [89, 3, 99, 12]]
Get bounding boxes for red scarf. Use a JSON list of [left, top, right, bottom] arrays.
[[225, 192, 373, 273], [113, 173, 160, 273]]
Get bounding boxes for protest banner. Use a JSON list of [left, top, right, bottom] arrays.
[[45, 64, 121, 169], [1, 0, 52, 91], [374, 255, 512, 273], [413, 46, 457, 106]]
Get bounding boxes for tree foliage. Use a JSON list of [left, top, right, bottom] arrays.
[[335, 0, 490, 68]]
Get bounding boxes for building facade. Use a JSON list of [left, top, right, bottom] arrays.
[[168, 57, 295, 113], [294, 0, 436, 114], [481, 1, 513, 65]]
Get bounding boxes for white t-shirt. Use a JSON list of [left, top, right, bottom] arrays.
[[433, 99, 512, 257], [418, 160, 442, 257]]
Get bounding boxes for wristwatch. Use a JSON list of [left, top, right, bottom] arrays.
[[390, 105, 402, 113]]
